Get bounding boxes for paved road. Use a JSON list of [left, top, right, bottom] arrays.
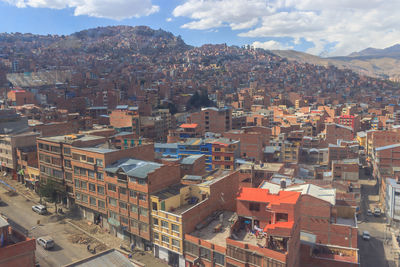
[[0, 186, 92, 267], [358, 177, 390, 267]]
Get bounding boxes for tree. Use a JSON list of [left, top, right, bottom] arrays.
[[38, 179, 65, 214], [186, 90, 214, 111]]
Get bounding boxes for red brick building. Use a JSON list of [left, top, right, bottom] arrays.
[[188, 107, 232, 134], [184, 188, 301, 267], [7, 89, 35, 106], [0, 216, 36, 267]]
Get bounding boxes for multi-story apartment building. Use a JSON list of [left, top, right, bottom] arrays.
[[184, 187, 301, 267], [0, 132, 38, 174], [211, 138, 240, 171], [103, 158, 181, 249], [109, 105, 140, 134], [179, 139, 213, 171], [71, 145, 153, 227], [188, 107, 232, 134], [37, 134, 107, 206]]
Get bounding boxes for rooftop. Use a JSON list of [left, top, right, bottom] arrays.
[[181, 154, 203, 165], [180, 123, 198, 129], [237, 188, 300, 206], [39, 134, 105, 144], [77, 147, 118, 154], [153, 184, 185, 201], [105, 158, 162, 179], [64, 249, 134, 267], [190, 211, 236, 248]]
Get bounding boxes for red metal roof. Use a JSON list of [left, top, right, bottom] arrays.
[[237, 187, 300, 205], [264, 221, 294, 231], [180, 123, 198, 129]]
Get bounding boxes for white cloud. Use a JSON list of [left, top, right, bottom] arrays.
[[252, 40, 293, 50], [173, 0, 400, 56], [2, 0, 159, 20], [166, 17, 172, 22]]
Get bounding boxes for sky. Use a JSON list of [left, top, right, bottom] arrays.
[[0, 0, 400, 57]]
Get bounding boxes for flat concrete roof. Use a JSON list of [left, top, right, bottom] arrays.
[[190, 211, 235, 248]]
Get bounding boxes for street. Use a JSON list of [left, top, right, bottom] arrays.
[[358, 174, 393, 267], [0, 186, 93, 267]]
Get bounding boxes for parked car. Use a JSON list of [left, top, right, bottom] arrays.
[[36, 236, 54, 250], [362, 231, 370, 240], [32, 205, 47, 215], [374, 207, 381, 217], [367, 209, 372, 216]]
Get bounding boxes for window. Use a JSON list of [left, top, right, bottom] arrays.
[[154, 232, 159, 240], [139, 223, 148, 232], [87, 157, 94, 163], [130, 205, 138, 213], [137, 179, 146, 185], [172, 239, 180, 247], [214, 156, 221, 161], [80, 168, 86, 176], [82, 194, 88, 203], [97, 172, 103, 181], [200, 247, 211, 260], [121, 216, 129, 225], [139, 193, 147, 201], [153, 218, 159, 225], [65, 172, 72, 182], [63, 147, 71, 155], [53, 169, 63, 179], [184, 241, 199, 256], [130, 219, 138, 229], [120, 202, 127, 210], [97, 185, 104, 195], [74, 179, 80, 188], [81, 181, 87, 190], [90, 197, 96, 206], [152, 202, 158, 211], [224, 156, 231, 161], [139, 207, 148, 217], [171, 224, 179, 232], [74, 167, 79, 175], [98, 200, 105, 209], [88, 170, 95, 178], [119, 187, 127, 195], [161, 221, 168, 229], [75, 192, 81, 201], [109, 211, 118, 220], [162, 235, 169, 243], [89, 183, 96, 192], [108, 183, 116, 192], [108, 197, 117, 207], [51, 146, 61, 153], [224, 165, 231, 170], [214, 147, 221, 152], [96, 159, 103, 167], [129, 190, 137, 198], [213, 252, 225, 265], [249, 202, 260, 211]]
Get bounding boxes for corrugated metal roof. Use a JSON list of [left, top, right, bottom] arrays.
[[376, 143, 400, 151], [181, 155, 203, 164], [105, 158, 162, 179]]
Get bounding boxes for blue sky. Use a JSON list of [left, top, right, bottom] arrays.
[[0, 0, 399, 56]]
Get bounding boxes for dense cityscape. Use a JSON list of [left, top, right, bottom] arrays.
[[0, 24, 400, 267]]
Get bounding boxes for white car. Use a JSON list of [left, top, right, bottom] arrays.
[[362, 231, 370, 240], [37, 236, 54, 250], [32, 205, 47, 215]]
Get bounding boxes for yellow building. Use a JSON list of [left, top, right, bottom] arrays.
[[151, 183, 209, 266], [356, 131, 366, 148]]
